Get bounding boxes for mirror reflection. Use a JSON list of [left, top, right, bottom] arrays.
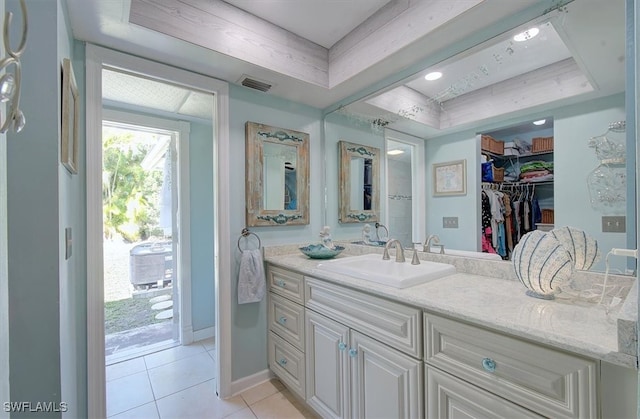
[[263, 142, 298, 210], [349, 156, 373, 211], [324, 1, 630, 272], [338, 140, 380, 223]]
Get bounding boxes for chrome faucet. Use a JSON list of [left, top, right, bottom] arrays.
[[423, 234, 445, 254], [382, 239, 405, 262]]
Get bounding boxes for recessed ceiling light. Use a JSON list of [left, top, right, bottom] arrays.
[[513, 27, 539, 42], [533, 119, 546, 126], [387, 149, 404, 155], [424, 71, 443, 81]]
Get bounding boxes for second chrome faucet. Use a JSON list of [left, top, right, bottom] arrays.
[[423, 234, 445, 254], [382, 239, 405, 262]]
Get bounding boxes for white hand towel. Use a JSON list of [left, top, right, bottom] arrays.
[[238, 249, 266, 304]]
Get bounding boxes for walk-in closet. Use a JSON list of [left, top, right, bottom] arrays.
[[480, 119, 555, 259]]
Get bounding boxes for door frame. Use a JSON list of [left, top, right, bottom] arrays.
[[86, 44, 232, 417], [102, 108, 191, 347]]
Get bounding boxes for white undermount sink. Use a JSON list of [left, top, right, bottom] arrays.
[[316, 254, 456, 288]]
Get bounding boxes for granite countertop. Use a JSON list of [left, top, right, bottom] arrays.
[[264, 246, 638, 369]]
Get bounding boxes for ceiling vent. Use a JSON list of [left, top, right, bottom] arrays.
[[238, 75, 273, 92]]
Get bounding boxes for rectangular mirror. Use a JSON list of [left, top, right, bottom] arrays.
[[339, 140, 380, 223], [245, 122, 309, 226]]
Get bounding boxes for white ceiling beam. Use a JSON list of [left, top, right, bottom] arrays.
[[129, 0, 488, 91], [366, 85, 440, 128], [440, 58, 593, 129], [329, 0, 484, 88], [129, 0, 330, 87]]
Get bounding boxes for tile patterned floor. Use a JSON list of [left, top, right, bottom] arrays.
[[106, 338, 318, 418]]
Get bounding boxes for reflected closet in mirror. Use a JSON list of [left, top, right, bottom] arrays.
[[245, 122, 309, 226], [338, 140, 380, 223]]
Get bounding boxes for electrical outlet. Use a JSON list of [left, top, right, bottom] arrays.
[[443, 217, 458, 229], [602, 216, 625, 233]]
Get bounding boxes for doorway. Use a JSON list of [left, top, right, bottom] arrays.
[[102, 116, 183, 364], [86, 44, 232, 417]]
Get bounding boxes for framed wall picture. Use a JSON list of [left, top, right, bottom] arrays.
[[433, 159, 466, 196], [61, 58, 79, 174]]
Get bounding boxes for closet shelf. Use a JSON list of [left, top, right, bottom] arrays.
[[482, 181, 554, 187], [501, 181, 554, 186], [483, 150, 553, 159]]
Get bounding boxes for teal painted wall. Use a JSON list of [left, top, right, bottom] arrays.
[[425, 130, 481, 252], [6, 1, 71, 417], [228, 84, 322, 380], [0, 0, 8, 413], [554, 94, 627, 273], [5, 2, 87, 416], [59, 3, 87, 417]]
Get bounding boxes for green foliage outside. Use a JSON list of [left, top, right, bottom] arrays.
[[103, 130, 164, 242]]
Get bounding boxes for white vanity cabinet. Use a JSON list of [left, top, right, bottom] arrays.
[[267, 262, 637, 419], [424, 312, 598, 418], [305, 277, 423, 419]]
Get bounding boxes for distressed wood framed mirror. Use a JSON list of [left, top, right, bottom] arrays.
[[338, 140, 380, 223], [245, 122, 310, 226]]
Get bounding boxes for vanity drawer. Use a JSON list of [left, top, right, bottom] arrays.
[[305, 277, 422, 358], [424, 313, 598, 418], [268, 292, 305, 351], [268, 331, 305, 399], [267, 265, 304, 304], [426, 366, 543, 418]]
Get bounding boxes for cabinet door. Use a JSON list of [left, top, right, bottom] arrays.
[[350, 331, 423, 419], [305, 309, 350, 419], [426, 366, 542, 419]]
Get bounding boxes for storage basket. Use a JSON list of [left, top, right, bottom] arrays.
[[481, 135, 504, 155], [532, 136, 554, 153], [492, 166, 505, 182], [541, 209, 554, 224], [481, 162, 504, 183]]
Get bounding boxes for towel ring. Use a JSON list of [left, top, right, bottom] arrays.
[[237, 228, 261, 253]]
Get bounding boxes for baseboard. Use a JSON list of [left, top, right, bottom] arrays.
[[230, 369, 276, 397], [193, 326, 215, 342], [181, 325, 194, 345]]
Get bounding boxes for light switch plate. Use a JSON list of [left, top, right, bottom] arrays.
[[65, 227, 72, 259], [443, 217, 459, 229], [602, 216, 625, 233]]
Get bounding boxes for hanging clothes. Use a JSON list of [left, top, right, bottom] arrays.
[[481, 191, 496, 254], [503, 193, 514, 254], [482, 182, 548, 260], [482, 188, 507, 258]]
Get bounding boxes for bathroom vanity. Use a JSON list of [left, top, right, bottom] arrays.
[[265, 246, 637, 419]]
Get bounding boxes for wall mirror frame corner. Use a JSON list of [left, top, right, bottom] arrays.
[[338, 140, 380, 223], [245, 121, 310, 226]]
